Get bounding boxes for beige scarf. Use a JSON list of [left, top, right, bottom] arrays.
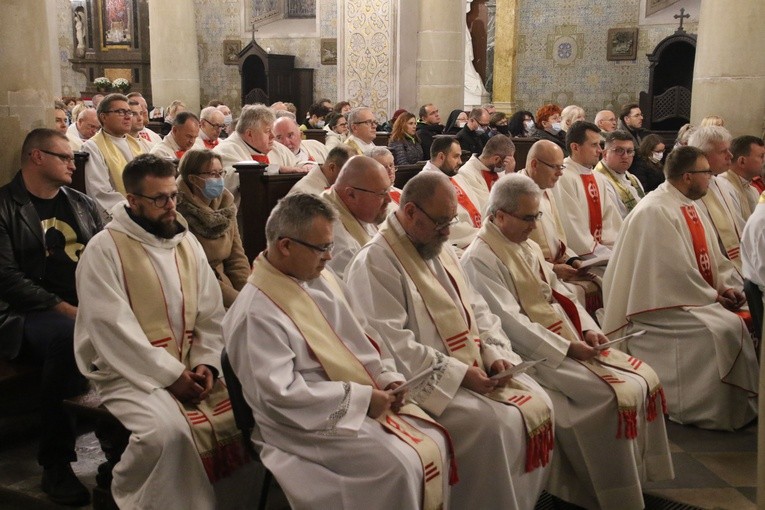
[[595, 162, 644, 212], [701, 179, 742, 267], [109, 229, 248, 482], [378, 218, 553, 472], [722, 170, 755, 219], [478, 221, 667, 436], [91, 130, 143, 195], [248, 254, 455, 509], [321, 188, 373, 246]]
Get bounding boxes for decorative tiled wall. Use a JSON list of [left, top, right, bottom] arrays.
[[512, 0, 698, 117]]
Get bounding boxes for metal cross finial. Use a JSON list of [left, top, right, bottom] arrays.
[[674, 8, 690, 33], [250, 20, 256, 41]]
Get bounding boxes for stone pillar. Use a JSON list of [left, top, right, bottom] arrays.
[[691, 0, 765, 137], [148, 0, 200, 112], [491, 0, 520, 112], [416, 0, 463, 114], [0, 0, 58, 186]]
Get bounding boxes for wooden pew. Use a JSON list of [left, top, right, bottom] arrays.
[[71, 151, 89, 194], [303, 129, 326, 143], [394, 162, 425, 189], [374, 132, 390, 147], [511, 137, 536, 171]]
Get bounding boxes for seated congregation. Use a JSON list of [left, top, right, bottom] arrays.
[[2, 95, 762, 510]]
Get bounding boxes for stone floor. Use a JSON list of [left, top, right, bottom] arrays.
[[0, 415, 756, 509]]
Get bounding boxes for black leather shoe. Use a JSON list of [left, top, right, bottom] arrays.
[[41, 463, 91, 506]]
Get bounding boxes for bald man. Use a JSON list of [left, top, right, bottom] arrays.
[[66, 108, 100, 151], [594, 110, 617, 134], [321, 155, 392, 278], [273, 116, 329, 166], [519, 140, 603, 313]]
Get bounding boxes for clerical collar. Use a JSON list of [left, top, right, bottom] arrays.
[[125, 206, 185, 239]]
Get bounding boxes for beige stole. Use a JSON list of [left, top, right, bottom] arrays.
[[321, 188, 373, 246], [595, 162, 644, 212], [109, 229, 248, 482], [378, 218, 553, 472], [91, 130, 143, 195], [723, 170, 755, 219], [701, 180, 742, 266], [248, 255, 454, 509], [478, 222, 666, 436], [345, 138, 364, 156]]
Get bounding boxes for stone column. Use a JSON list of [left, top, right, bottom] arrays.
[[0, 0, 58, 185], [491, 0, 520, 112], [691, 0, 765, 137], [416, 0, 463, 114], [148, 0, 200, 112]]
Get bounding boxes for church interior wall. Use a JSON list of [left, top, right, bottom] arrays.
[[512, 0, 698, 116]]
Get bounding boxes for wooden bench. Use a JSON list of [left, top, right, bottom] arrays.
[[511, 137, 536, 170], [71, 151, 89, 194], [303, 129, 326, 143]]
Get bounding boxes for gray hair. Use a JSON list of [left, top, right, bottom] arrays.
[[275, 110, 296, 120], [560, 105, 585, 131], [400, 171, 453, 206], [236, 104, 275, 134], [487, 173, 541, 216], [347, 106, 371, 126], [688, 125, 732, 154], [199, 106, 218, 121], [366, 146, 393, 159], [265, 193, 337, 248]]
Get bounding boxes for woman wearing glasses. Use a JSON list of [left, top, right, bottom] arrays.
[[176, 150, 250, 308]]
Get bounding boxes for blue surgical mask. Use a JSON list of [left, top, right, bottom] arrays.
[[200, 177, 224, 200], [551, 122, 562, 133]]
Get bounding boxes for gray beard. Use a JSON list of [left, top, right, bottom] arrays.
[[415, 238, 445, 260]]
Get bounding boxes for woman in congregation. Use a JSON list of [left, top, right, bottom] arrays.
[[444, 109, 468, 135], [507, 109, 536, 137], [632, 134, 667, 193], [324, 112, 349, 150], [388, 111, 424, 165], [176, 149, 251, 308], [530, 104, 567, 151]]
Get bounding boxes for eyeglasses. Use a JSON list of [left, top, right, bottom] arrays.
[[105, 109, 135, 117], [353, 120, 378, 127], [350, 186, 391, 199], [685, 170, 713, 175], [536, 159, 565, 171], [203, 119, 225, 130], [37, 149, 75, 164], [132, 192, 182, 208], [413, 202, 459, 231], [608, 147, 635, 156], [279, 236, 334, 254], [501, 209, 543, 223], [198, 171, 225, 178]]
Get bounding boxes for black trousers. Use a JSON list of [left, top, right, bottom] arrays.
[[20, 310, 86, 467]]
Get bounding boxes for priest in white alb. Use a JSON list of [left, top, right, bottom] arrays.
[[520, 140, 603, 314], [223, 193, 455, 510], [322, 155, 392, 279], [461, 173, 673, 510], [602, 146, 758, 431], [74, 155, 250, 508], [149, 112, 205, 161], [554, 121, 623, 266], [595, 130, 645, 219], [453, 134, 515, 217], [287, 145, 352, 197], [720, 135, 765, 226], [346, 171, 554, 510]]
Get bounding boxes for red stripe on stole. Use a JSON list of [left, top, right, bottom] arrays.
[[580, 174, 603, 242], [680, 205, 715, 287]]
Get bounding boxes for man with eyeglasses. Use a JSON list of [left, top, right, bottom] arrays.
[[65, 107, 100, 151], [82, 93, 146, 221], [345, 106, 380, 155], [197, 106, 226, 150], [602, 146, 757, 431], [461, 173, 673, 510], [224, 192, 454, 509], [75, 154, 251, 508], [0, 128, 102, 506], [320, 155, 391, 279], [150, 111, 205, 161], [688, 126, 743, 271], [595, 130, 645, 219], [346, 171, 554, 509], [455, 107, 490, 156], [520, 140, 602, 315], [617, 103, 650, 148], [555, 121, 623, 271]]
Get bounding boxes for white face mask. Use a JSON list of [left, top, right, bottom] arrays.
[[651, 152, 663, 162], [550, 122, 562, 133], [524, 119, 535, 131], [223, 114, 233, 125], [316, 120, 326, 128], [475, 127, 486, 135], [456, 121, 466, 129]]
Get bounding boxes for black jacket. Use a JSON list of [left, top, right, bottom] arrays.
[[455, 126, 486, 156], [0, 172, 102, 359], [416, 122, 444, 159]]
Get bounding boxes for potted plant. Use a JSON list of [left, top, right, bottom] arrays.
[[112, 78, 130, 93], [93, 77, 111, 93]]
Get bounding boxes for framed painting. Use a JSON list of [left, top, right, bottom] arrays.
[[320, 38, 337, 65], [99, 0, 134, 49], [607, 28, 638, 61], [223, 39, 242, 65]]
